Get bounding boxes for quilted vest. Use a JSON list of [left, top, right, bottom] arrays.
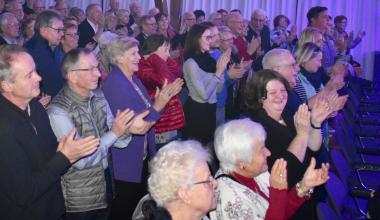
[[49, 86, 109, 212]]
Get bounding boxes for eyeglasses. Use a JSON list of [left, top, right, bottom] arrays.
[[145, 22, 157, 26], [253, 18, 266, 23], [221, 37, 234, 41], [70, 66, 100, 73], [48, 26, 64, 33], [202, 35, 213, 41], [65, 32, 79, 37], [190, 176, 215, 188], [275, 62, 299, 69], [230, 20, 244, 25]]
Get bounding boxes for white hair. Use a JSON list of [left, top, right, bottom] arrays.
[[252, 9, 267, 18], [148, 140, 210, 207], [262, 48, 293, 69], [214, 118, 266, 173], [98, 31, 118, 50]]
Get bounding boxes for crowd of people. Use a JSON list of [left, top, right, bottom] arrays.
[[0, 0, 367, 219]]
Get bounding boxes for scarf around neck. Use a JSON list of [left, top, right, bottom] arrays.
[[189, 51, 216, 73]]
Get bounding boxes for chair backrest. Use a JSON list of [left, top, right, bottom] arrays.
[[330, 149, 351, 183], [325, 172, 348, 219], [316, 202, 343, 220]]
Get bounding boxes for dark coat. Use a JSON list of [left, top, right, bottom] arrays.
[[0, 95, 71, 220], [78, 19, 95, 48], [24, 34, 64, 97], [0, 36, 8, 45]]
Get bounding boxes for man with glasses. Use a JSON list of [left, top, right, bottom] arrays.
[[247, 9, 272, 71], [172, 11, 196, 49], [247, 9, 271, 53], [262, 48, 302, 116], [24, 10, 65, 97], [47, 48, 135, 220], [135, 15, 157, 47], [55, 23, 80, 63]]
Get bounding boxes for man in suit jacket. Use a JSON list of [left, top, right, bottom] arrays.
[[78, 4, 103, 48], [135, 15, 157, 47], [0, 12, 19, 45], [24, 10, 64, 97], [246, 9, 272, 71]]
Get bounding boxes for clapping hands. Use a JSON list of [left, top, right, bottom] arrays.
[[299, 157, 330, 192], [270, 158, 288, 190], [153, 78, 184, 112]]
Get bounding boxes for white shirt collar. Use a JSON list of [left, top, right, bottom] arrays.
[[87, 18, 98, 33]]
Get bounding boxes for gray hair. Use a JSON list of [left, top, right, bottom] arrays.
[[297, 27, 322, 49], [148, 140, 210, 206], [35, 10, 63, 33], [107, 36, 139, 65], [251, 9, 267, 18], [0, 45, 27, 92], [85, 4, 101, 16], [0, 12, 16, 33], [98, 31, 119, 50], [262, 48, 293, 69], [214, 118, 267, 173], [217, 25, 232, 38], [116, 9, 129, 19], [61, 48, 93, 79]]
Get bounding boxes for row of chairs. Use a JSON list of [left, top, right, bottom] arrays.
[[317, 76, 380, 220]]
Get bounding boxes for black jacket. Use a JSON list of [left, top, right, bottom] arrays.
[[0, 95, 71, 220], [78, 19, 95, 48], [24, 34, 64, 97]]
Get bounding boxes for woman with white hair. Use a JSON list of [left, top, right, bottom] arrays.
[[97, 31, 118, 81], [147, 140, 218, 220], [211, 118, 330, 220]]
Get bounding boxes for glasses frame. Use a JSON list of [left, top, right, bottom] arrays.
[[190, 176, 215, 188], [70, 66, 100, 73], [48, 26, 65, 33], [275, 62, 299, 69]]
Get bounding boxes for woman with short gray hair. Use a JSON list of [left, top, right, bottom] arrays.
[[211, 118, 330, 220], [102, 36, 183, 218], [147, 140, 217, 220]]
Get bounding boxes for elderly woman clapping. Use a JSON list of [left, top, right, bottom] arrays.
[[147, 140, 218, 220], [211, 119, 329, 220], [103, 36, 183, 218]]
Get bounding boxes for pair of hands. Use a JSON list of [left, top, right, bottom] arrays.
[[227, 58, 253, 80], [216, 48, 232, 78], [111, 108, 155, 138], [270, 157, 330, 191], [247, 36, 261, 56], [58, 108, 156, 164], [294, 100, 331, 136], [113, 77, 184, 137], [38, 93, 51, 108], [152, 78, 184, 112]]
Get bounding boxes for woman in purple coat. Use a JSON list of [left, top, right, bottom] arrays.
[[102, 36, 183, 219]]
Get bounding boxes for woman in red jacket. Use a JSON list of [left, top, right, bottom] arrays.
[[137, 34, 185, 147]]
